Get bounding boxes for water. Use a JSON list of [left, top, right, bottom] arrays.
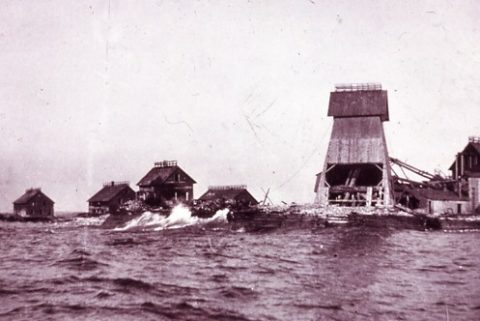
[[1, 208, 480, 321]]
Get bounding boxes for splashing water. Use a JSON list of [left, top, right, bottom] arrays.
[[114, 205, 229, 231], [115, 211, 167, 231], [66, 215, 110, 227]]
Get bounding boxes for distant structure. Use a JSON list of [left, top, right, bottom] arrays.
[[448, 136, 480, 213], [449, 136, 480, 179], [88, 181, 136, 215], [315, 83, 393, 206], [13, 188, 54, 217], [198, 185, 258, 205], [137, 160, 196, 206]]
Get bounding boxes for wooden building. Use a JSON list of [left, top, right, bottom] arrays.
[[449, 136, 480, 179], [137, 161, 196, 206], [448, 137, 480, 213], [198, 185, 258, 205], [13, 188, 54, 217], [315, 83, 393, 206], [88, 181, 136, 215], [396, 185, 470, 215]]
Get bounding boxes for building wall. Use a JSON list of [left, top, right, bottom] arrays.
[[88, 204, 110, 215], [326, 117, 389, 164], [428, 200, 471, 215], [139, 183, 194, 205], [468, 177, 480, 212]]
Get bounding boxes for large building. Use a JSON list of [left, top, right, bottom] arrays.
[[198, 185, 258, 205], [137, 160, 196, 206], [13, 188, 54, 217], [315, 83, 393, 207], [88, 181, 136, 215]]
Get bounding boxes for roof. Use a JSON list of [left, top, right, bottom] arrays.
[[399, 186, 468, 202], [137, 163, 196, 186], [13, 189, 54, 205], [468, 142, 480, 155], [88, 183, 133, 203], [328, 90, 389, 121], [199, 186, 257, 203], [421, 189, 467, 201]]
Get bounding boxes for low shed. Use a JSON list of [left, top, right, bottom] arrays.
[[396, 185, 471, 215], [88, 182, 136, 215], [198, 185, 258, 205]]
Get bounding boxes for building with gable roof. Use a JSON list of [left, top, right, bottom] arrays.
[[449, 136, 480, 179], [137, 161, 196, 206], [198, 185, 258, 205], [88, 181, 136, 215], [13, 188, 54, 217]]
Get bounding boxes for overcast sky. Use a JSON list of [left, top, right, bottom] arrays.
[[1, 0, 479, 211]]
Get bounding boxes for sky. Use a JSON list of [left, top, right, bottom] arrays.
[[1, 0, 480, 212]]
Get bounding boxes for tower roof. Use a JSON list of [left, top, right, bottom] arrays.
[[328, 84, 389, 121]]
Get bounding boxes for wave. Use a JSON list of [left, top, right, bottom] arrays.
[[53, 249, 109, 271], [73, 215, 109, 226], [114, 205, 229, 232]]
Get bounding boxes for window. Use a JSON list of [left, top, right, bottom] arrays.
[[457, 203, 462, 214]]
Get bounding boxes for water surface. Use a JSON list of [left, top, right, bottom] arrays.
[[0, 216, 479, 321]]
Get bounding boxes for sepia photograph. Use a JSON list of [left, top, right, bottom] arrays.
[[1, 1, 479, 320]]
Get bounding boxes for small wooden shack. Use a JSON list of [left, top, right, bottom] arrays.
[[13, 188, 54, 217], [88, 181, 136, 215], [137, 161, 196, 206], [198, 185, 258, 205]]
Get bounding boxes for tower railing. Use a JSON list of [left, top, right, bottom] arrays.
[[103, 181, 130, 187], [334, 83, 382, 92], [154, 160, 178, 167], [208, 185, 247, 191]]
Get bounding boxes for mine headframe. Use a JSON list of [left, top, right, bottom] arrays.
[[315, 83, 393, 207]]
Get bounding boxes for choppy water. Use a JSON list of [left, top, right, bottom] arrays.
[[1, 209, 480, 321]]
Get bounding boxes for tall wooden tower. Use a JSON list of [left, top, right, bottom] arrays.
[[315, 83, 393, 207]]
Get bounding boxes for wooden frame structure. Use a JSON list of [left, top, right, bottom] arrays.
[[315, 83, 393, 206]]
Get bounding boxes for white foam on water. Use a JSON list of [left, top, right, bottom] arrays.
[[73, 215, 109, 226], [203, 208, 230, 224], [154, 205, 199, 230], [114, 211, 167, 231], [115, 205, 230, 231]]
